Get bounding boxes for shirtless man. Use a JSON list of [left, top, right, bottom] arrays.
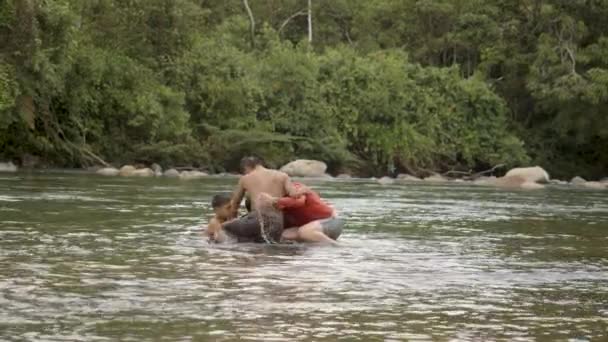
[[222, 156, 299, 241]]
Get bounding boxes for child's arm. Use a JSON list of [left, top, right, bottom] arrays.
[[206, 217, 222, 241]]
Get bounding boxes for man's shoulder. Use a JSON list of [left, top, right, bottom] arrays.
[[269, 169, 288, 179]]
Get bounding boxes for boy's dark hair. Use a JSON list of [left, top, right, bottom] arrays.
[[211, 193, 231, 209], [240, 156, 262, 170]]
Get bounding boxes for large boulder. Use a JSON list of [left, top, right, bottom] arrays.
[[119, 165, 136, 177], [163, 168, 180, 178], [280, 159, 327, 177], [504, 166, 549, 183], [151, 163, 163, 177], [570, 176, 587, 185], [96, 167, 120, 176], [396, 174, 421, 182], [132, 168, 154, 177], [180, 170, 208, 180], [0, 161, 17, 172]]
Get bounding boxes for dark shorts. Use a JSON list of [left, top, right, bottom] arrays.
[[319, 217, 344, 240], [222, 212, 262, 242]]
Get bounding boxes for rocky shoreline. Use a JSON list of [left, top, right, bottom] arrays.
[[1, 160, 606, 190]]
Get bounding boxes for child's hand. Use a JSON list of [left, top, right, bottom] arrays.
[[207, 230, 218, 243]]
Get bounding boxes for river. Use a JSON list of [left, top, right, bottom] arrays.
[[0, 172, 607, 341]]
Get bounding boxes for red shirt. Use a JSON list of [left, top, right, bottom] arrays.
[[277, 191, 333, 227]]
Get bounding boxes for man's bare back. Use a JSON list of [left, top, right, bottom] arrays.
[[231, 165, 293, 212]]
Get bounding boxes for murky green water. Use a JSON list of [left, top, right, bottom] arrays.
[[0, 172, 607, 341]]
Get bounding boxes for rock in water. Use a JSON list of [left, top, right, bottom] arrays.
[[505, 166, 549, 183], [151, 163, 163, 177], [179, 170, 208, 180], [119, 165, 136, 177], [132, 168, 154, 177], [255, 198, 284, 244], [163, 168, 180, 178], [0, 161, 17, 172], [396, 174, 421, 182], [424, 174, 449, 182], [583, 181, 606, 190], [494, 175, 545, 190], [336, 173, 352, 179], [377, 176, 394, 185], [280, 159, 327, 177], [570, 176, 587, 185], [472, 176, 497, 186], [96, 167, 120, 176]]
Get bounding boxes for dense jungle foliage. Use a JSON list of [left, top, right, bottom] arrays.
[[1, 0, 607, 178]]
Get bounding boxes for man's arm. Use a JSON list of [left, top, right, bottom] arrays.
[[230, 177, 246, 217]]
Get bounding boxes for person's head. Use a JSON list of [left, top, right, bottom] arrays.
[[211, 193, 232, 220], [240, 156, 262, 174]]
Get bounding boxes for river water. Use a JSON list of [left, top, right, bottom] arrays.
[[0, 172, 606, 341]]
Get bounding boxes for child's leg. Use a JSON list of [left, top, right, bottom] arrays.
[[297, 220, 338, 245]]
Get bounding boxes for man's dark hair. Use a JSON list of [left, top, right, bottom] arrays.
[[240, 156, 262, 170], [211, 193, 231, 209]]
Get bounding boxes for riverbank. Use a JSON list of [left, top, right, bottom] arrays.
[[2, 163, 607, 191]]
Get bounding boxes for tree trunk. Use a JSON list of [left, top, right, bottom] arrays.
[[307, 0, 312, 43], [242, 0, 255, 48]]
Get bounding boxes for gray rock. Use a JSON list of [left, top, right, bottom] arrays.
[[119, 165, 136, 177], [0, 161, 17, 172], [570, 176, 587, 185], [336, 173, 352, 179], [180, 170, 208, 180], [163, 169, 180, 178], [280, 159, 327, 177], [151, 163, 163, 176], [96, 167, 120, 176]]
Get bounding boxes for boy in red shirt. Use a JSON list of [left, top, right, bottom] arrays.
[[258, 182, 343, 245]]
